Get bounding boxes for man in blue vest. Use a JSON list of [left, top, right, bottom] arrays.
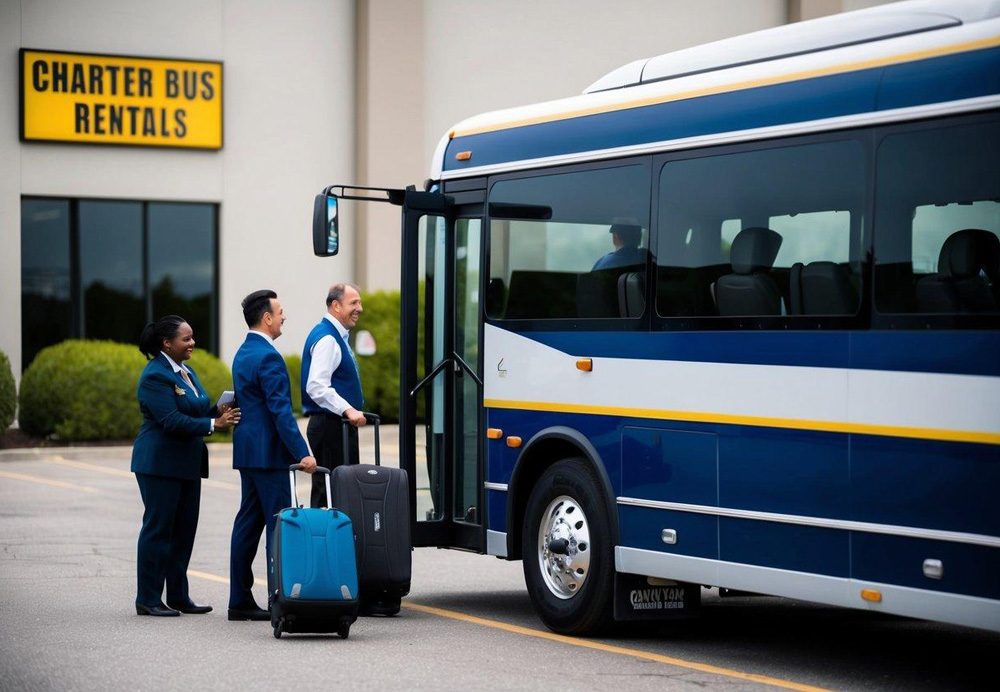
[[302, 283, 367, 508], [229, 289, 317, 621]]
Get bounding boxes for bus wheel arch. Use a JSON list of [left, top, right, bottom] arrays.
[[506, 427, 619, 561]]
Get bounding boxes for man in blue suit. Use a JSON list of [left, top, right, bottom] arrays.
[[228, 289, 317, 621]]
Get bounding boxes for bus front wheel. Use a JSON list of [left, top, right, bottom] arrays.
[[522, 459, 614, 635]]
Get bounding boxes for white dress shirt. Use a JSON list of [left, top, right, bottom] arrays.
[[161, 351, 213, 433], [247, 329, 276, 348], [306, 314, 355, 416]]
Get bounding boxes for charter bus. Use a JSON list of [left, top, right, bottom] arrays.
[[313, 0, 1000, 634]]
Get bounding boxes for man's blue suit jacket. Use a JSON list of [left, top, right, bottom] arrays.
[[131, 354, 216, 480], [232, 332, 309, 470]]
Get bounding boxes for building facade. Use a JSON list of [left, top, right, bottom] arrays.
[[1, 0, 894, 381]]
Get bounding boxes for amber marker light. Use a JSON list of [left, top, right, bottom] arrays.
[[486, 428, 503, 439], [456, 151, 472, 161], [861, 589, 882, 603], [506, 436, 522, 448], [576, 358, 593, 372]]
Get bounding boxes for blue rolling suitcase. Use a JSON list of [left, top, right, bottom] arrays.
[[270, 464, 359, 639]]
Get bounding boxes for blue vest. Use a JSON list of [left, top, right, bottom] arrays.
[[301, 318, 364, 415]]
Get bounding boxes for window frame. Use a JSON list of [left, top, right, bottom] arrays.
[[870, 110, 1000, 331], [19, 195, 220, 368], [484, 155, 654, 333], [650, 128, 874, 332]]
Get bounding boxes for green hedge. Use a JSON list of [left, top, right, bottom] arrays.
[[0, 350, 15, 432], [284, 353, 302, 415], [355, 290, 403, 421], [19, 340, 146, 440], [19, 341, 233, 442]]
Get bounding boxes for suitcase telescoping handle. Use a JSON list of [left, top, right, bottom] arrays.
[[342, 412, 380, 466], [288, 463, 332, 509]]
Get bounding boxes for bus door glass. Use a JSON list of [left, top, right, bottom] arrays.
[[402, 206, 484, 551]]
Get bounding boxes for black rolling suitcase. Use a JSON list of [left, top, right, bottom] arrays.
[[331, 412, 412, 616]]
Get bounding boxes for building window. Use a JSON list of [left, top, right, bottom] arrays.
[[20, 197, 218, 370]]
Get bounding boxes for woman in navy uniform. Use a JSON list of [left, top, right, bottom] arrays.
[[132, 315, 240, 616]]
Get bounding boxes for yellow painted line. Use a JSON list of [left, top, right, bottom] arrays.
[[483, 398, 1000, 446], [47, 455, 240, 491], [0, 469, 100, 493], [454, 33, 1000, 137], [188, 569, 230, 585], [186, 570, 830, 691], [402, 602, 834, 692]]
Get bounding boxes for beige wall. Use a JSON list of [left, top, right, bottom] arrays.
[[0, 0, 355, 376], [356, 0, 789, 291]]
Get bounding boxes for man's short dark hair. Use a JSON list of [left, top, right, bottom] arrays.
[[242, 289, 277, 327], [326, 282, 360, 308]]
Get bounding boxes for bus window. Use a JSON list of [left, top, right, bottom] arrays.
[[487, 164, 650, 321], [874, 118, 1000, 316], [656, 139, 865, 319]]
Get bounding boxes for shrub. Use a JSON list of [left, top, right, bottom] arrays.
[[187, 349, 233, 406], [0, 350, 15, 432], [355, 290, 403, 421], [19, 340, 146, 440], [188, 349, 234, 444], [284, 353, 302, 415]]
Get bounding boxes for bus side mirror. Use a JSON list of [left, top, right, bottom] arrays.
[[312, 192, 340, 256]]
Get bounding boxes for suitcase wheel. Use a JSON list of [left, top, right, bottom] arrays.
[[273, 618, 283, 639], [337, 620, 351, 640]]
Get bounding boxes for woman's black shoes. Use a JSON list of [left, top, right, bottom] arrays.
[[168, 601, 213, 614], [136, 603, 180, 617]]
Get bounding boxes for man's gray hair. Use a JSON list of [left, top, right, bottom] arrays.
[[326, 282, 361, 308]]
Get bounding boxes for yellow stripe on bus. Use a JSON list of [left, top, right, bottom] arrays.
[[453, 33, 1000, 137], [483, 399, 1000, 446]]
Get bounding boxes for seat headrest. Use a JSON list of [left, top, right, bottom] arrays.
[[730, 227, 783, 275], [938, 229, 1000, 279]]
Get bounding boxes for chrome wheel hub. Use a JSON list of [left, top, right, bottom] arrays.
[[537, 495, 591, 599]]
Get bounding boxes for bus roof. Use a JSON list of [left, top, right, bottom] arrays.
[[432, 0, 1000, 181]]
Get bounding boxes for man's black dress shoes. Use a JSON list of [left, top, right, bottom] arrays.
[[228, 605, 270, 621], [136, 603, 180, 617], [168, 601, 213, 615]]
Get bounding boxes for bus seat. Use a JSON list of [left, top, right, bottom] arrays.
[[505, 270, 579, 319], [789, 261, 857, 315], [916, 229, 999, 313], [617, 271, 645, 318], [577, 270, 620, 318], [715, 227, 783, 316], [486, 278, 507, 317]]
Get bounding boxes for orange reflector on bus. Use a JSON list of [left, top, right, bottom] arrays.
[[861, 589, 882, 603], [576, 358, 593, 372], [456, 151, 472, 161], [506, 436, 522, 448], [486, 428, 503, 439]]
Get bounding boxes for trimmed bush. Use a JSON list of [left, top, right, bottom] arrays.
[[187, 348, 233, 406], [284, 353, 302, 415], [355, 289, 407, 422], [0, 350, 15, 432], [19, 340, 146, 440], [188, 349, 234, 444]]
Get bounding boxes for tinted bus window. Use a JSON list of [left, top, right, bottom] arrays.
[[656, 139, 866, 319], [874, 119, 1000, 315], [487, 164, 650, 320]]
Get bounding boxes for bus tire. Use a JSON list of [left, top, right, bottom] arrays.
[[522, 458, 614, 635]]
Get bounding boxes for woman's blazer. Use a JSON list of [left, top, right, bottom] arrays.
[[131, 354, 218, 480]]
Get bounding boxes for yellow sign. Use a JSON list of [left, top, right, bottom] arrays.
[[20, 49, 223, 149]]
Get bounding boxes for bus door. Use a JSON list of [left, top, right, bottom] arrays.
[[400, 194, 485, 552]]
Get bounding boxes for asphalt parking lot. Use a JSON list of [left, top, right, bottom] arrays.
[[1, 433, 996, 692]]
